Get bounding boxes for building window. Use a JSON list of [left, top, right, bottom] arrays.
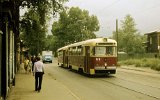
[[150, 37, 152, 45]]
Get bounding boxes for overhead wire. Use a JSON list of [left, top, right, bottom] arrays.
[[98, 0, 160, 24], [133, 2, 160, 16], [133, 2, 160, 32], [97, 0, 121, 31], [98, 0, 121, 13]]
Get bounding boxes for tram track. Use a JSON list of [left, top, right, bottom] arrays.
[[47, 62, 160, 100], [58, 67, 160, 99], [98, 77, 160, 100], [118, 68, 160, 80], [116, 76, 160, 89]]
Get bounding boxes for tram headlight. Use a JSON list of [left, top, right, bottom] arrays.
[[105, 63, 107, 67], [96, 58, 101, 61], [96, 58, 98, 61], [99, 58, 101, 61]]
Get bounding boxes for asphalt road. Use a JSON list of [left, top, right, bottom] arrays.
[[44, 59, 160, 100]]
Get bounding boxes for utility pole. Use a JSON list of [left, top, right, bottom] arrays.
[[116, 19, 118, 61]]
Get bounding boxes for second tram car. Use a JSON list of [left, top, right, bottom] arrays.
[[57, 38, 117, 75]]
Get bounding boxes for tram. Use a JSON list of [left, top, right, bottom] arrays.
[[57, 38, 117, 75]]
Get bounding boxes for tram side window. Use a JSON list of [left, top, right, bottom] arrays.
[[77, 47, 83, 55], [92, 47, 95, 55], [69, 48, 76, 55], [71, 49, 74, 55], [68, 48, 72, 55], [65, 50, 68, 56], [71, 47, 76, 55], [58, 51, 62, 57], [68, 47, 83, 56], [81, 48, 83, 55], [77, 48, 80, 55]]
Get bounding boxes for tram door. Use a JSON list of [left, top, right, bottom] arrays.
[[63, 51, 66, 67], [84, 46, 90, 73], [63, 50, 68, 67]]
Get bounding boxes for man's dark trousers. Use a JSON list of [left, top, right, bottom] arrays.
[[35, 72, 43, 91]]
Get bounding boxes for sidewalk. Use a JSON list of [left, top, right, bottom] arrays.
[[7, 64, 77, 100]]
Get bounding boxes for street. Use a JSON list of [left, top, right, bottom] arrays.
[[44, 59, 160, 100]]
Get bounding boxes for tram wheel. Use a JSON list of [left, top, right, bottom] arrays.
[[78, 68, 83, 73]]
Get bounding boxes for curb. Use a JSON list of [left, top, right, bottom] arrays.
[[119, 66, 160, 74]]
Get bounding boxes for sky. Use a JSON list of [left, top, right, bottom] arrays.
[[63, 0, 160, 37]]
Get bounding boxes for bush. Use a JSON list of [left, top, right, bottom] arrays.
[[151, 64, 160, 71], [119, 58, 160, 71]]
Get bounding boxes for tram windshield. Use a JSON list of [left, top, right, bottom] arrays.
[[93, 46, 116, 56]]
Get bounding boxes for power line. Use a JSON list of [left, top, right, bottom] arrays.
[[99, 1, 160, 24], [133, 3, 160, 16], [99, 0, 121, 12]]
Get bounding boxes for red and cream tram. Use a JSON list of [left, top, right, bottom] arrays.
[[57, 38, 117, 75]]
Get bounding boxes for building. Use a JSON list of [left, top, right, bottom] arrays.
[[0, 0, 20, 99], [144, 31, 160, 53]]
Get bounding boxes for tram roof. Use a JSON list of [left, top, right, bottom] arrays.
[[57, 38, 117, 51], [68, 38, 116, 47], [57, 45, 69, 51]]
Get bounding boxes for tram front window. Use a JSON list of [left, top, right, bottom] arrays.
[[94, 46, 115, 56], [94, 47, 106, 55]]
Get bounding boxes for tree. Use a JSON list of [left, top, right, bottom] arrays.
[[113, 14, 145, 55], [51, 7, 100, 49], [20, 0, 68, 25], [20, 9, 46, 55], [20, 0, 68, 56]]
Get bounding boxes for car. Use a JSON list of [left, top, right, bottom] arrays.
[[42, 55, 52, 63]]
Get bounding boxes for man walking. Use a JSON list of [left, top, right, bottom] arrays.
[[33, 56, 44, 92]]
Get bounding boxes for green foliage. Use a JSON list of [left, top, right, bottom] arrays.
[[112, 14, 146, 55], [20, 9, 47, 56], [51, 7, 100, 49], [119, 58, 160, 71], [44, 35, 57, 51], [20, 0, 68, 56], [20, 0, 68, 25]]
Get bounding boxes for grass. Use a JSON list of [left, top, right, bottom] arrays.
[[119, 58, 160, 71]]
